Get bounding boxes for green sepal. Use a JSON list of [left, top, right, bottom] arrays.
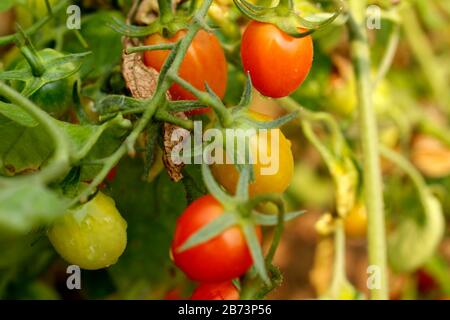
[[177, 211, 237, 252], [233, 0, 342, 38], [254, 210, 306, 226], [241, 220, 270, 285]]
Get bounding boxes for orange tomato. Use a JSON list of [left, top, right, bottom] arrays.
[[143, 30, 227, 114]]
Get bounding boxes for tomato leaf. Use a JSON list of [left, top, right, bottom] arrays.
[[388, 193, 445, 272], [0, 102, 38, 127], [63, 11, 124, 80], [0, 112, 128, 177], [0, 182, 67, 237]]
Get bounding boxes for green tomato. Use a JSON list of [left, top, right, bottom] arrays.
[[48, 192, 127, 270], [14, 49, 79, 118]]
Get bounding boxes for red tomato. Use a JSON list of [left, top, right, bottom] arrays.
[[143, 30, 227, 115], [191, 281, 239, 300], [106, 166, 117, 182], [164, 288, 183, 300], [416, 269, 438, 294], [171, 195, 262, 282], [241, 21, 313, 98]]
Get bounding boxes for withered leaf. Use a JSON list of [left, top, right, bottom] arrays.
[[122, 49, 159, 99], [162, 112, 190, 182], [122, 37, 186, 181]]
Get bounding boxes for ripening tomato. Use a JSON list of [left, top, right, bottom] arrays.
[[13, 49, 79, 117], [164, 287, 184, 300], [106, 166, 117, 182], [416, 269, 438, 294], [171, 195, 261, 282], [48, 192, 127, 270], [143, 29, 227, 115], [191, 281, 240, 300], [344, 203, 367, 239], [211, 111, 294, 197], [241, 21, 313, 98]]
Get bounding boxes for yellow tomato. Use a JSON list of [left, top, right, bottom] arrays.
[[211, 111, 294, 197], [344, 203, 367, 239]]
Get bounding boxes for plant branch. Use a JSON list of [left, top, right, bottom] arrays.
[[372, 24, 399, 88], [347, 0, 388, 300]]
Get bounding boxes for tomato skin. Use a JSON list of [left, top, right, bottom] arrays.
[[344, 203, 367, 239], [47, 192, 127, 270], [143, 30, 227, 115], [171, 195, 261, 282], [191, 281, 240, 300], [416, 269, 437, 294], [106, 166, 117, 182], [241, 21, 313, 98], [164, 288, 184, 300], [211, 111, 294, 197]]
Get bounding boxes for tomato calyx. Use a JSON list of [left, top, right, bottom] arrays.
[[233, 0, 342, 38], [1, 31, 90, 117], [108, 0, 194, 39]]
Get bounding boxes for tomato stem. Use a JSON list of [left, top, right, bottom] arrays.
[[326, 219, 351, 298], [18, 46, 46, 77], [126, 43, 175, 54], [158, 0, 174, 24], [347, 0, 388, 300], [169, 73, 234, 127]]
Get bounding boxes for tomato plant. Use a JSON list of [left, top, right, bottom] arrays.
[[0, 0, 448, 303], [47, 192, 127, 270], [191, 281, 239, 300], [171, 195, 262, 282], [241, 21, 313, 98], [144, 29, 227, 114]]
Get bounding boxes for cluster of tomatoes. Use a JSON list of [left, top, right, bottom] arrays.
[[143, 21, 313, 300], [143, 21, 314, 110]]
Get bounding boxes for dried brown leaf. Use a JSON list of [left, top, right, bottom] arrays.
[[162, 112, 189, 182], [122, 48, 159, 99]]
